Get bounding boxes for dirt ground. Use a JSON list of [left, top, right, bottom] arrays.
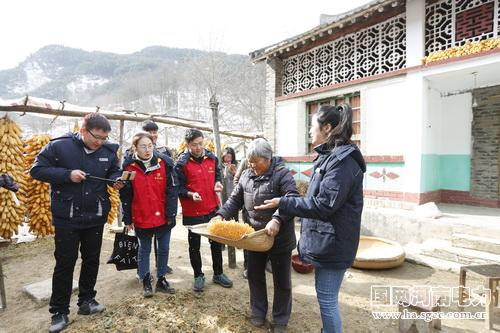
[[0, 220, 497, 333]]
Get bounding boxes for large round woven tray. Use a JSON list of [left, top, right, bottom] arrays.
[[353, 236, 405, 270], [189, 223, 274, 252]]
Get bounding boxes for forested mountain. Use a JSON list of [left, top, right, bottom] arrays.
[[0, 45, 265, 142]]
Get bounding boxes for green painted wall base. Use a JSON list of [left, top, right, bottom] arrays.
[[421, 154, 470, 192]]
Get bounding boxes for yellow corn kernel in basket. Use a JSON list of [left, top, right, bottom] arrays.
[[207, 220, 255, 240]]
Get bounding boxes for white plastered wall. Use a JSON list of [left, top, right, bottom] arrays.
[[438, 94, 472, 155], [275, 99, 307, 156], [274, 74, 426, 193]]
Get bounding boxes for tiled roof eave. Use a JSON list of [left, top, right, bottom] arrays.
[[249, 0, 399, 62]]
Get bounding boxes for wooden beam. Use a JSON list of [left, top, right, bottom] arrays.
[[0, 105, 257, 139], [118, 119, 125, 155]]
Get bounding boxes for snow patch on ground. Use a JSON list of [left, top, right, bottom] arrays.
[[66, 75, 109, 93], [11, 61, 52, 94]]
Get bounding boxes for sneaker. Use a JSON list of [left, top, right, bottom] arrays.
[[142, 272, 154, 298], [156, 276, 175, 294], [166, 265, 173, 274], [77, 299, 105, 315], [213, 273, 233, 288], [273, 324, 287, 333], [193, 275, 205, 292], [241, 269, 248, 279], [48, 313, 69, 333], [250, 315, 265, 328]]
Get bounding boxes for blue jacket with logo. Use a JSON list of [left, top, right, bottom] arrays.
[[30, 132, 122, 229], [278, 144, 366, 269]]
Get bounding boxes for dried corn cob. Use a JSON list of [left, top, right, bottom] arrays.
[[0, 117, 27, 239], [107, 185, 120, 225], [24, 134, 53, 237]]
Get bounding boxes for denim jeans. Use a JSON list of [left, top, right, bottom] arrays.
[[135, 224, 172, 279], [50, 225, 104, 315], [315, 267, 346, 333]]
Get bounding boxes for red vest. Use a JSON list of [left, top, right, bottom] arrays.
[[125, 160, 168, 229], [179, 156, 219, 217]]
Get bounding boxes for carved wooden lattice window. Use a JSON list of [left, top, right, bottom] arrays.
[[425, 0, 499, 55], [306, 93, 361, 153], [282, 15, 406, 96]]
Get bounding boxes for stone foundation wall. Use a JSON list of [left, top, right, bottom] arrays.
[[471, 85, 500, 200]]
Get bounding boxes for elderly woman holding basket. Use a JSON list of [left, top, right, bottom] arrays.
[[212, 138, 299, 333]]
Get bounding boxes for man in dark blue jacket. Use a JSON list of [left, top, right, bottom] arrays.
[[30, 113, 123, 333]]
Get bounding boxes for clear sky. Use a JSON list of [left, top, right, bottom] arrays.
[[0, 0, 372, 70]]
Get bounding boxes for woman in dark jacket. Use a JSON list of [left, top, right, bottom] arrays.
[[221, 146, 238, 205], [120, 132, 178, 297], [214, 138, 299, 333], [256, 104, 366, 333]]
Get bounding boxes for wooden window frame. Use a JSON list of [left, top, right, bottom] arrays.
[[306, 92, 361, 154]]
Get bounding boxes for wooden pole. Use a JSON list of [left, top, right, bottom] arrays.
[[164, 127, 168, 147], [119, 119, 125, 156], [0, 105, 257, 139], [0, 261, 6, 311], [209, 95, 222, 161], [116, 119, 125, 228], [210, 95, 236, 269]]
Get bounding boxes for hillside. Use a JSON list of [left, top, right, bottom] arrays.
[[0, 45, 265, 143]]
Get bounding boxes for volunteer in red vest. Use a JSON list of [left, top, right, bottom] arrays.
[[120, 132, 178, 297], [175, 129, 233, 292]]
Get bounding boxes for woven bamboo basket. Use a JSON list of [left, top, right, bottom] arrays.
[[352, 236, 405, 270], [189, 223, 274, 252]]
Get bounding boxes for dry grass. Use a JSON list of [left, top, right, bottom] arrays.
[[67, 291, 258, 333]]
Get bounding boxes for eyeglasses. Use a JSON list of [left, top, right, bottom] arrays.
[[86, 129, 109, 141], [137, 144, 154, 150]]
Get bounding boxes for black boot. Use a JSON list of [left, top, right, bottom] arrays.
[[143, 272, 154, 298], [156, 276, 175, 294], [48, 313, 69, 333]]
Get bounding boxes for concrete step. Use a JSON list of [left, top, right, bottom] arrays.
[[23, 278, 78, 302], [453, 224, 500, 239], [421, 245, 500, 266], [362, 206, 500, 245], [452, 233, 500, 255], [405, 252, 462, 273]]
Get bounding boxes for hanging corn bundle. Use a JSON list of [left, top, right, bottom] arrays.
[[204, 139, 224, 154], [24, 134, 54, 236], [207, 220, 255, 240], [177, 141, 187, 154], [107, 185, 120, 224], [205, 139, 216, 153], [0, 117, 27, 239], [72, 120, 80, 133]]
